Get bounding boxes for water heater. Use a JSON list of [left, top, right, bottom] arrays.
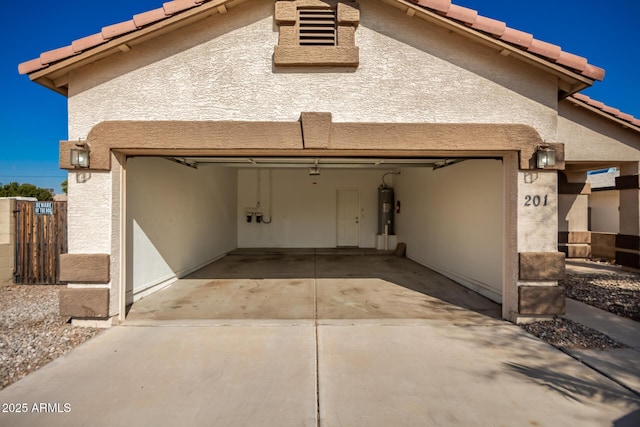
[[377, 186, 394, 235]]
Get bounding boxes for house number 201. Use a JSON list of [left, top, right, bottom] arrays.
[[524, 195, 549, 207]]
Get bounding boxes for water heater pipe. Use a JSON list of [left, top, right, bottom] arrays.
[[381, 171, 401, 187], [261, 170, 273, 224], [384, 224, 389, 250]]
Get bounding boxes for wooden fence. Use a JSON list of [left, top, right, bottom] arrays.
[[14, 200, 67, 284]]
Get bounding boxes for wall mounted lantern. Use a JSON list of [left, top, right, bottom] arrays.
[[536, 145, 556, 169], [70, 142, 90, 168]]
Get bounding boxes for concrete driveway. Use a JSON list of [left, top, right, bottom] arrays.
[[1, 251, 639, 426]]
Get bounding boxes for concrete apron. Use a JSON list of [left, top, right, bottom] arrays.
[[1, 253, 639, 426]]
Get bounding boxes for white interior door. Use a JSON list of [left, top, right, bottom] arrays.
[[337, 189, 359, 247]]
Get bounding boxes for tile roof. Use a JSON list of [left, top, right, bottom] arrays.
[[18, 0, 221, 75], [18, 0, 605, 83], [568, 93, 640, 129], [409, 0, 603, 81]]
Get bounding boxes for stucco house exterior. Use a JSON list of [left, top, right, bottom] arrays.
[[18, 0, 640, 326]]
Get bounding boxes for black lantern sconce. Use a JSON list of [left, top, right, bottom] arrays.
[[70, 141, 90, 168], [536, 145, 556, 169]]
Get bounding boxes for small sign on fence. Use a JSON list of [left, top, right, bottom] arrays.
[[34, 201, 54, 215]]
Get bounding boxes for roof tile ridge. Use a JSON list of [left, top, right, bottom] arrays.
[[133, 7, 169, 28], [410, 0, 604, 81], [570, 93, 640, 127], [102, 20, 138, 39], [18, 0, 212, 75], [163, 0, 203, 16], [72, 33, 108, 54]]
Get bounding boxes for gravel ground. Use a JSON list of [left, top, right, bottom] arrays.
[[0, 285, 101, 390], [520, 316, 627, 350], [519, 264, 639, 350], [561, 271, 640, 321]]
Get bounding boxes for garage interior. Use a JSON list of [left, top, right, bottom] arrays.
[[124, 156, 504, 320]]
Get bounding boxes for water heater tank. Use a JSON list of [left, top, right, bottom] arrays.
[[377, 186, 394, 235]]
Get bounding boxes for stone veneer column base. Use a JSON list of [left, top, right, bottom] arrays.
[[59, 288, 110, 319], [517, 252, 566, 318], [518, 286, 566, 315]]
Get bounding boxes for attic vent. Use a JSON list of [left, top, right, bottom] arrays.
[[274, 1, 359, 67], [299, 8, 336, 46]]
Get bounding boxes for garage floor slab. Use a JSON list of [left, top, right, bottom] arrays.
[[125, 252, 501, 324]]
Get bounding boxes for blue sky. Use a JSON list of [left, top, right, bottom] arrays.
[[1, 0, 638, 194]]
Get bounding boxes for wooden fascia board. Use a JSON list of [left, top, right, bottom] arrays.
[[567, 99, 640, 134], [389, 0, 594, 89], [28, 0, 240, 90]]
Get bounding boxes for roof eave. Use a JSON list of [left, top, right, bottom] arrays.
[[30, 75, 68, 96], [25, 0, 596, 97], [566, 97, 640, 134], [25, 0, 240, 96], [387, 0, 596, 96]]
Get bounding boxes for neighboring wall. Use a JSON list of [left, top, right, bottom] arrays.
[[126, 158, 236, 302], [589, 190, 619, 233], [558, 194, 588, 232], [0, 199, 15, 286], [589, 190, 619, 260], [395, 160, 503, 302], [238, 168, 388, 248]]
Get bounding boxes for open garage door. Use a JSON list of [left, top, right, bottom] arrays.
[[125, 156, 504, 306]]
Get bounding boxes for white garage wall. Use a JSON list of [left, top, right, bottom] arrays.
[[237, 169, 391, 248], [395, 160, 503, 301], [589, 190, 619, 233], [126, 158, 237, 301]]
